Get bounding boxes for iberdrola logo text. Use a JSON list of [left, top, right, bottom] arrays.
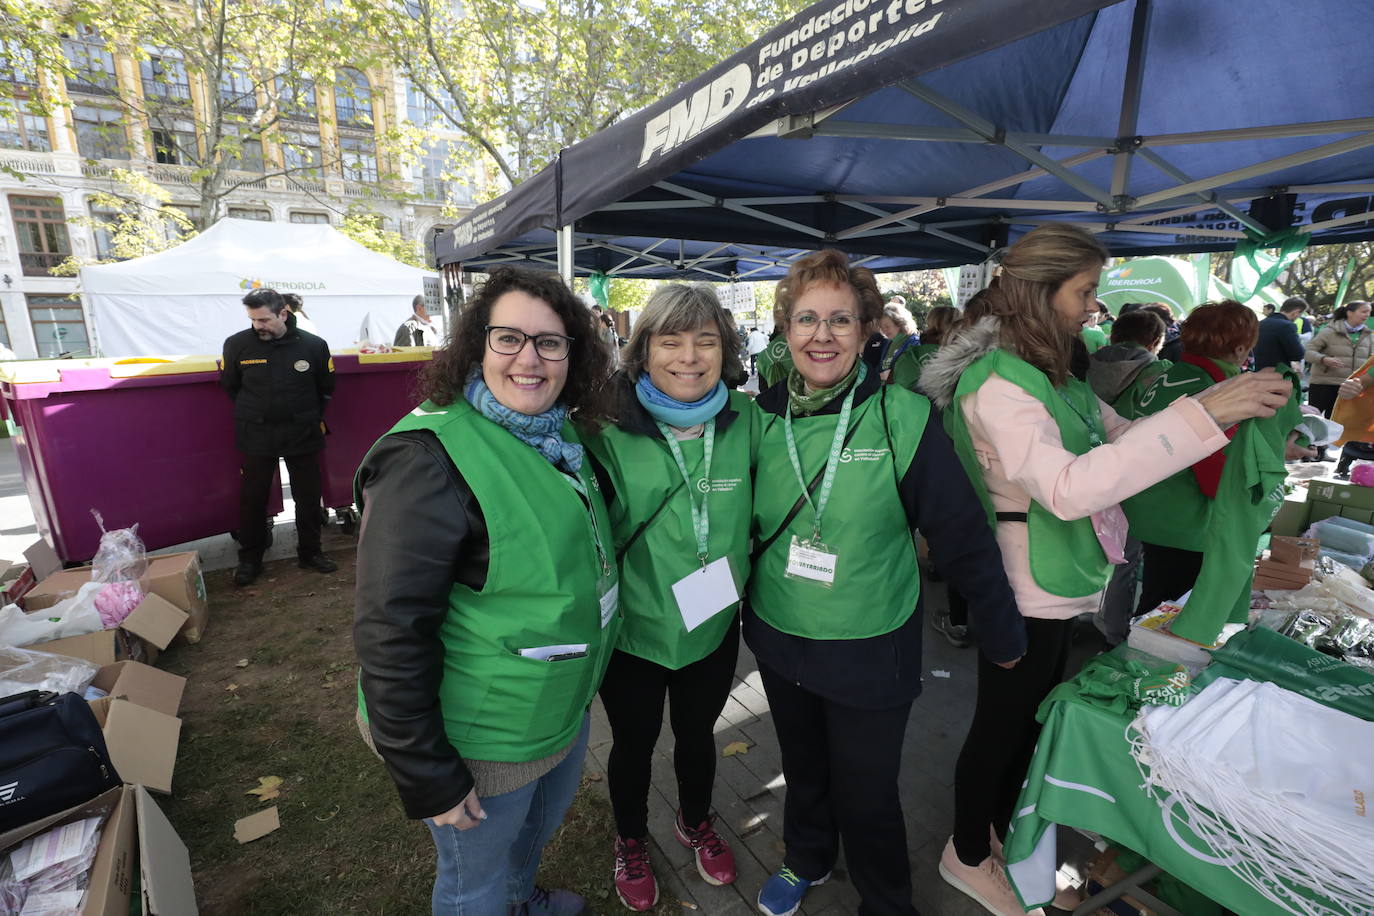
[[238, 277, 328, 291]]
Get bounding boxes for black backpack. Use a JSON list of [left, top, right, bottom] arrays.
[[0, 691, 122, 833]]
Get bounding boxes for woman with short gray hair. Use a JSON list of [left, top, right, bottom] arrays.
[[584, 282, 758, 910]]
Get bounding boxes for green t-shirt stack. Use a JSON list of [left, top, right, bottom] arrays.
[[1170, 367, 1303, 645]]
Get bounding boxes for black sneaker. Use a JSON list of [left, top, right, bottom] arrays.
[[232, 561, 262, 587], [931, 611, 971, 648], [298, 553, 338, 573]]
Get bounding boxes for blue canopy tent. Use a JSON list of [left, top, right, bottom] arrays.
[[438, 0, 1374, 279]]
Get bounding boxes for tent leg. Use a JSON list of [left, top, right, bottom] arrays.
[[558, 225, 574, 286]]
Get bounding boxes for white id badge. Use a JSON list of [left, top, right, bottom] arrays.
[[784, 536, 839, 587], [671, 557, 740, 633], [599, 582, 620, 629]]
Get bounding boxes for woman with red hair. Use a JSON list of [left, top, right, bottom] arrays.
[[1118, 300, 1311, 613]]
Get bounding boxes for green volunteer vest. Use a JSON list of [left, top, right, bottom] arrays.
[[584, 390, 756, 669], [890, 343, 941, 392], [749, 384, 926, 639], [356, 399, 621, 762], [944, 350, 1113, 598], [1116, 359, 1235, 552]]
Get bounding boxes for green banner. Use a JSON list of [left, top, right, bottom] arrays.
[[588, 270, 611, 307], [1201, 625, 1374, 721], [1333, 255, 1358, 312], [1230, 228, 1309, 302]]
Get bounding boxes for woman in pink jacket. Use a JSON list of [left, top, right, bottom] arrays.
[[919, 224, 1292, 916]]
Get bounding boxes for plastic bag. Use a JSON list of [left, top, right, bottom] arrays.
[[0, 646, 100, 698], [0, 582, 103, 649], [1308, 517, 1374, 558], [88, 512, 145, 628]]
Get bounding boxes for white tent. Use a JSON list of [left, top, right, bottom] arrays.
[[81, 218, 438, 356]]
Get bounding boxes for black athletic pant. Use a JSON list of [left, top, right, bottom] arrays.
[[758, 661, 919, 916], [1136, 541, 1205, 617], [238, 452, 322, 564], [598, 620, 740, 839], [1308, 382, 1341, 417], [952, 617, 1073, 866]]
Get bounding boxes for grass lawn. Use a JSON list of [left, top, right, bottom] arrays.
[[157, 535, 683, 914]]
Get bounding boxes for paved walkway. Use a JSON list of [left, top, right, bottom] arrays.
[[582, 583, 1102, 915]]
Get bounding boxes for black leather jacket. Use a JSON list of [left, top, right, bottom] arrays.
[[353, 430, 489, 819]]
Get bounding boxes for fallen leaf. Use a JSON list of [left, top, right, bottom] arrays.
[[314, 804, 340, 822], [235, 658, 250, 668], [225, 684, 239, 692], [931, 669, 951, 679], [585, 772, 603, 783], [234, 807, 279, 843], [246, 776, 284, 801], [721, 741, 751, 757]]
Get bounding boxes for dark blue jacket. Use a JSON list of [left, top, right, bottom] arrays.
[[1253, 313, 1305, 370]]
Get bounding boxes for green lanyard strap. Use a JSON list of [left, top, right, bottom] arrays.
[[783, 363, 866, 541], [1056, 384, 1105, 448], [561, 471, 611, 577], [654, 418, 715, 566]]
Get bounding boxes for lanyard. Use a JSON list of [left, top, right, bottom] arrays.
[[654, 419, 715, 567], [783, 365, 864, 541], [1056, 384, 1105, 448], [561, 471, 611, 578]]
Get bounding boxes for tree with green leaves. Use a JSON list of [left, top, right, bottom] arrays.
[[51, 167, 195, 276], [1279, 241, 1374, 310], [364, 0, 810, 195], [46, 0, 404, 228]]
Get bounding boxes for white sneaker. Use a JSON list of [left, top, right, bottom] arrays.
[[939, 837, 1045, 916]]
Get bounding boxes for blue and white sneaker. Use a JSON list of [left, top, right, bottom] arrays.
[[757, 866, 830, 916]]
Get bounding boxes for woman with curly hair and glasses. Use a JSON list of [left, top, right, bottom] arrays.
[[354, 266, 617, 915]]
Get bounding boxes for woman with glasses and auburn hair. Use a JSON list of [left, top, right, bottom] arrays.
[[747, 249, 1025, 916], [582, 283, 757, 910], [918, 226, 1292, 915], [353, 266, 617, 916]]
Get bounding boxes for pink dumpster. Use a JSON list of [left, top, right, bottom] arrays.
[[0, 356, 282, 562], [319, 348, 432, 529]]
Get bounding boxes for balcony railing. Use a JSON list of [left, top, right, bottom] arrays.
[[20, 252, 69, 276], [0, 156, 55, 175], [148, 163, 195, 185], [65, 74, 117, 96]]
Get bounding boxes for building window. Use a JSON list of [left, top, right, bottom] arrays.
[[140, 51, 191, 103], [228, 207, 272, 221], [27, 295, 90, 358], [0, 308, 10, 350], [339, 135, 378, 182], [1, 41, 38, 89], [151, 118, 196, 164], [89, 202, 120, 259], [73, 105, 129, 160], [416, 140, 468, 202], [0, 99, 51, 152], [334, 68, 373, 128], [227, 133, 264, 172], [276, 77, 317, 120], [10, 196, 71, 277], [406, 83, 441, 126], [62, 26, 118, 95], [219, 68, 256, 115], [290, 211, 330, 224], [171, 204, 200, 233], [282, 129, 321, 172]]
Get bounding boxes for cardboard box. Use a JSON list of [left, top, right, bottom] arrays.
[[89, 696, 182, 794], [1341, 506, 1374, 525], [24, 552, 209, 645], [27, 594, 188, 667], [1269, 492, 1311, 537], [1307, 477, 1374, 511], [0, 785, 197, 915], [1308, 500, 1343, 524], [92, 660, 186, 718]]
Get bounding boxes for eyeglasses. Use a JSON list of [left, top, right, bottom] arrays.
[[791, 312, 859, 336], [485, 326, 575, 361]]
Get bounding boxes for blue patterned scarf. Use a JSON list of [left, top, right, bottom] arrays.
[[464, 371, 583, 472], [634, 373, 728, 427]]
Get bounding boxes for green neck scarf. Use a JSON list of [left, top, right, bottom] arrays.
[[787, 358, 862, 416]]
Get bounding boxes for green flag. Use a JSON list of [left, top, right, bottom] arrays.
[[1231, 228, 1309, 302], [588, 271, 611, 307]]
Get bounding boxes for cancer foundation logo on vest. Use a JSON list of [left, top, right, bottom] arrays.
[[238, 276, 327, 291]]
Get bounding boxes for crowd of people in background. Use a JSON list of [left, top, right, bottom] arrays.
[[350, 225, 1341, 916]]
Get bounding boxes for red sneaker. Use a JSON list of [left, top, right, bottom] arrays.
[[612, 836, 658, 911], [674, 811, 737, 886]]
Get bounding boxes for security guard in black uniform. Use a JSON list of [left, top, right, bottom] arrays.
[[221, 288, 338, 586]]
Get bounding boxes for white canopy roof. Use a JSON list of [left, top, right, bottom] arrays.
[[81, 218, 438, 356]]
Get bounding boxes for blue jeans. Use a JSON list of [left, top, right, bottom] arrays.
[[424, 714, 590, 915]]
